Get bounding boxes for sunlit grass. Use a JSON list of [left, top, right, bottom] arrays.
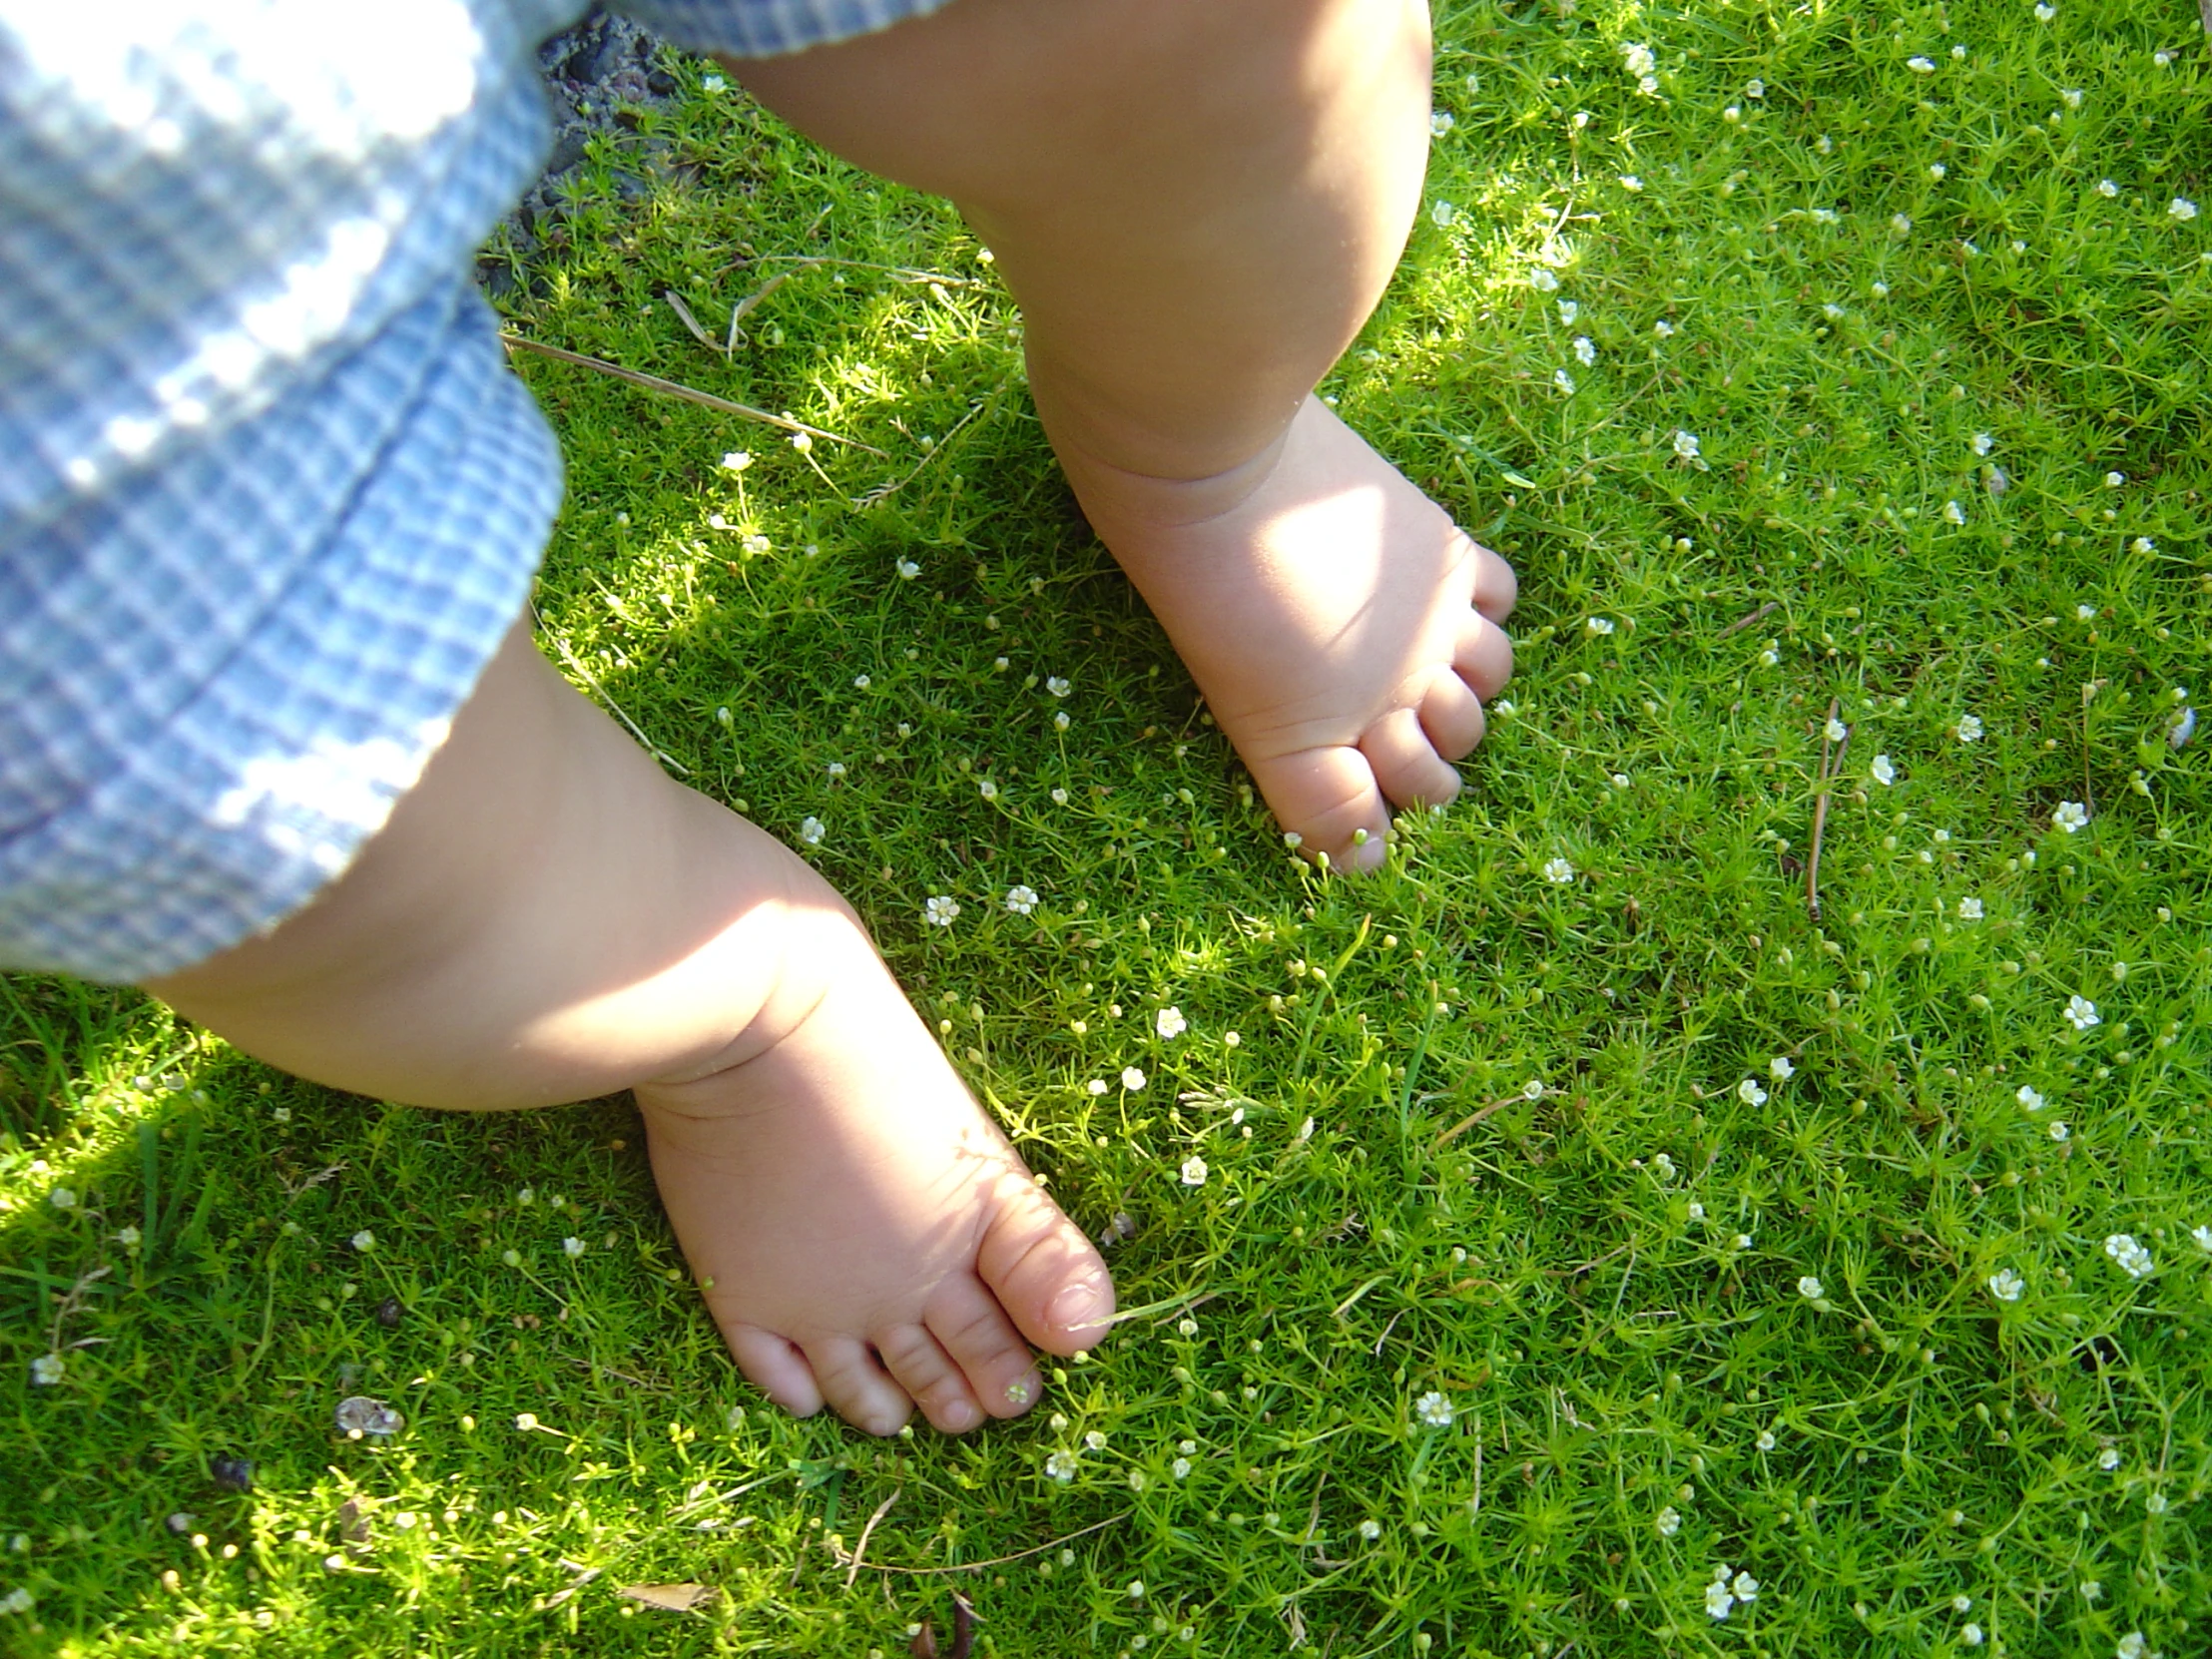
[[5, 0, 2211, 1652]]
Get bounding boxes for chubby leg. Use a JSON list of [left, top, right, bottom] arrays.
[[729, 0, 1516, 868], [147, 621, 1113, 1435]]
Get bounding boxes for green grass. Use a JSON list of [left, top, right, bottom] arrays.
[[7, 0, 2212, 1653]]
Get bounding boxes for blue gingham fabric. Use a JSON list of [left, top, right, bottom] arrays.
[[0, 0, 950, 983]]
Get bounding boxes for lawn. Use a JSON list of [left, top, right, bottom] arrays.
[[5, 0, 2211, 1653]]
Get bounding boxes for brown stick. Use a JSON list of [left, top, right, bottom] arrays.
[[499, 333, 886, 455], [830, 1511, 1127, 1576], [1718, 599, 1779, 639], [844, 1488, 903, 1589]]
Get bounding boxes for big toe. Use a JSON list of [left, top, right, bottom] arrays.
[[1249, 748, 1392, 873], [974, 1175, 1115, 1355]]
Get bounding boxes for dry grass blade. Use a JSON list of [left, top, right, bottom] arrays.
[[830, 1510, 1128, 1575], [661, 289, 723, 356], [843, 1487, 902, 1589], [501, 332, 885, 455], [726, 272, 793, 352], [1718, 599, 1779, 638], [1808, 695, 1845, 922], [853, 382, 1005, 509], [616, 1583, 718, 1613]]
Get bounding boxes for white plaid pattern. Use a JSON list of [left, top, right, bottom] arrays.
[[0, 0, 946, 980]]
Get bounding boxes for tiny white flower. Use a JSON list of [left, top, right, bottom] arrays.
[[116, 1225, 141, 1248], [895, 558, 921, 580], [1732, 1233, 1753, 1249], [1706, 1580, 1735, 1620], [1739, 1079, 1769, 1107], [1892, 213, 1914, 235], [1050, 787, 1069, 806], [1958, 896, 1984, 920], [1054, 711, 1070, 731], [1085, 1079, 1108, 1096], [1543, 856, 1576, 884], [827, 761, 846, 779], [1413, 1390, 1455, 1428], [1553, 368, 1577, 394], [1524, 1079, 1546, 1100], [1620, 174, 1644, 192], [563, 1237, 584, 1258], [1656, 1505, 1682, 1537], [2064, 994, 2099, 1030], [2077, 603, 2099, 621], [978, 779, 998, 801], [1558, 300, 1579, 324], [1962, 1625, 1984, 1647], [2016, 1085, 2046, 1112], [1687, 1202, 1706, 1222], [1871, 279, 1890, 296], [1810, 208, 1839, 225], [1573, 335, 1597, 366], [1358, 1518, 1382, 1540], [1825, 716, 1849, 743], [1004, 884, 1038, 915], [1043, 676, 1073, 700], [1798, 1275, 1825, 1299], [1672, 429, 1702, 461], [2052, 801, 2088, 833], [1756, 1428, 1777, 1451], [1122, 1067, 1147, 1091], [350, 1230, 374, 1252], [1930, 163, 1947, 181], [2173, 198, 2199, 222], [2155, 49, 2176, 66], [29, 1355, 63, 1386], [47, 1187, 76, 1212], [1430, 110, 1455, 137], [1045, 1450, 1078, 1482], [800, 817, 826, 845], [2147, 1491, 2168, 1514], [2050, 1121, 2070, 1142], [1943, 500, 1966, 525], [1955, 714, 1983, 743], [2193, 1224, 2212, 1253], [2100, 1446, 2123, 1471], [1156, 1006, 1187, 1040], [1770, 1056, 1795, 1082], [1871, 754, 1897, 787], [719, 450, 752, 472], [1653, 317, 1674, 337], [1585, 616, 1615, 636], [0, 1588, 31, 1613], [1824, 302, 1847, 321], [1907, 55, 1936, 72], [2034, 2, 2054, 17], [1530, 267, 1561, 292], [514, 1412, 539, 1431], [1622, 43, 1656, 77], [2105, 1234, 2153, 1278], [1971, 432, 1994, 456], [2096, 179, 2119, 199], [1128, 1579, 1146, 1600], [2117, 1633, 2145, 1659], [1988, 1267, 2025, 1302], [2131, 537, 2157, 555], [1759, 646, 1780, 666], [1734, 1573, 1759, 1603], [1172, 1457, 1191, 1479], [925, 894, 961, 927]]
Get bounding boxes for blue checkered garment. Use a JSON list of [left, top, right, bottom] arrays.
[[0, 0, 951, 983]]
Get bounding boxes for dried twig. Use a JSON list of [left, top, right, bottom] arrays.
[[1430, 1094, 1520, 1149], [1717, 599, 1779, 639], [1808, 696, 1847, 922], [500, 333, 884, 455], [844, 1488, 902, 1589], [852, 383, 1005, 509], [725, 272, 793, 352]]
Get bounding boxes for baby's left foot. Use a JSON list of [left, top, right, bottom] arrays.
[[1058, 394, 1517, 870]]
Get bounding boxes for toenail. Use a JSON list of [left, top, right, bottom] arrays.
[[942, 1398, 978, 1431], [1047, 1280, 1110, 1334]]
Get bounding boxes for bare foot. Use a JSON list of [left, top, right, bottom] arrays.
[[634, 853, 1114, 1436], [1060, 395, 1517, 871]]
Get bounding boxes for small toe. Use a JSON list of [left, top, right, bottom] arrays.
[[1248, 750, 1391, 872], [1418, 672, 1487, 762], [973, 1172, 1118, 1356], [924, 1277, 1046, 1419], [1360, 707, 1461, 813], [724, 1323, 825, 1418], [874, 1321, 987, 1433], [1453, 609, 1514, 701], [803, 1336, 914, 1437], [1467, 538, 1519, 623]]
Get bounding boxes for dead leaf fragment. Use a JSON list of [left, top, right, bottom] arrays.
[[617, 1582, 719, 1613]]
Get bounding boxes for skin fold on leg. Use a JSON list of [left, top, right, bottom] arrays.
[[147, 621, 1115, 1435], [728, 0, 1517, 869]]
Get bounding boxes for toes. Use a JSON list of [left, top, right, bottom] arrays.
[[724, 1323, 826, 1418], [1466, 537, 1519, 623], [1360, 706, 1461, 814], [874, 1322, 989, 1434], [973, 1175, 1117, 1356], [1453, 607, 1514, 701], [924, 1277, 1046, 1420], [803, 1337, 914, 1437], [1248, 750, 1392, 871], [1418, 672, 1487, 762]]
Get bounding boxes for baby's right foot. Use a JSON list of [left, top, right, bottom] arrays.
[[634, 824, 1114, 1436]]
